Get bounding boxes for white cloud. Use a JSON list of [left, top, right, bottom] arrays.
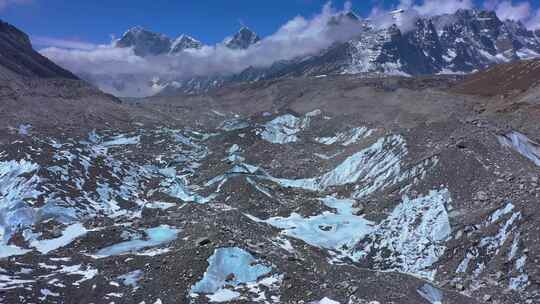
[[485, 0, 531, 21], [31, 36, 98, 51], [368, 0, 474, 32], [409, 0, 474, 16], [483, 0, 540, 29], [527, 8, 540, 29], [40, 2, 368, 97]]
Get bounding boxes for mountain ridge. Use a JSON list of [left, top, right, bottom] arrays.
[[147, 8, 540, 96], [0, 19, 78, 80]]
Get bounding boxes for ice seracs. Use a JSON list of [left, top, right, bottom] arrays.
[[357, 189, 452, 280]]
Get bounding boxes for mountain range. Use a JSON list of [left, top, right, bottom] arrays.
[[103, 9, 540, 96], [115, 25, 260, 56]]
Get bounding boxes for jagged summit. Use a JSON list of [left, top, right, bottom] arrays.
[[116, 27, 203, 56], [329, 10, 362, 26], [225, 26, 260, 50], [169, 34, 203, 54], [155, 8, 540, 96], [115, 26, 172, 56]]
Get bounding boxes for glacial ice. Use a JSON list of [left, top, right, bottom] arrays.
[[358, 189, 452, 279], [159, 167, 215, 204], [498, 131, 540, 167], [17, 124, 32, 136], [219, 119, 249, 131], [311, 298, 340, 304], [30, 223, 87, 254], [315, 127, 373, 146], [0, 244, 30, 259], [455, 202, 524, 285], [259, 114, 310, 144], [417, 283, 443, 304], [95, 225, 178, 257], [57, 264, 98, 286], [101, 135, 141, 147], [190, 247, 271, 294], [118, 270, 143, 289], [0, 160, 40, 257], [206, 288, 241, 302], [266, 135, 406, 192], [247, 196, 374, 255]]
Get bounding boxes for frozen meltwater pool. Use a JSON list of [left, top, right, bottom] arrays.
[[190, 247, 271, 295], [95, 225, 178, 257], [247, 196, 374, 254]]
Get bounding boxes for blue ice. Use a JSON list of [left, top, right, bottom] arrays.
[[191, 247, 271, 294], [95, 225, 178, 257], [247, 196, 374, 253], [0, 160, 40, 254], [417, 283, 443, 304], [118, 270, 143, 288]]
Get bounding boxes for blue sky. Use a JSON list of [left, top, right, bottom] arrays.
[[2, 0, 540, 48], [3, 0, 372, 46]]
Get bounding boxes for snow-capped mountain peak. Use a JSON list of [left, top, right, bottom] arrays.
[[169, 34, 203, 54], [115, 26, 172, 57], [225, 26, 260, 50]]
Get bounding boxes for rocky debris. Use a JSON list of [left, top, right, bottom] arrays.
[[2, 62, 540, 303]]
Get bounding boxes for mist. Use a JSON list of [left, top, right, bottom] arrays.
[[39, 1, 540, 97]]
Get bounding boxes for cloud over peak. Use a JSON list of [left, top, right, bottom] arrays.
[[38, 1, 540, 97]]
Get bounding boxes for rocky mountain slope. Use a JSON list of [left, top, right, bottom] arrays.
[[0, 20, 135, 135], [0, 20, 78, 80]]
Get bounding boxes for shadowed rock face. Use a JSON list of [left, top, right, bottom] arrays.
[[224, 26, 260, 50], [0, 20, 78, 80], [115, 26, 173, 57], [115, 27, 204, 56]]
